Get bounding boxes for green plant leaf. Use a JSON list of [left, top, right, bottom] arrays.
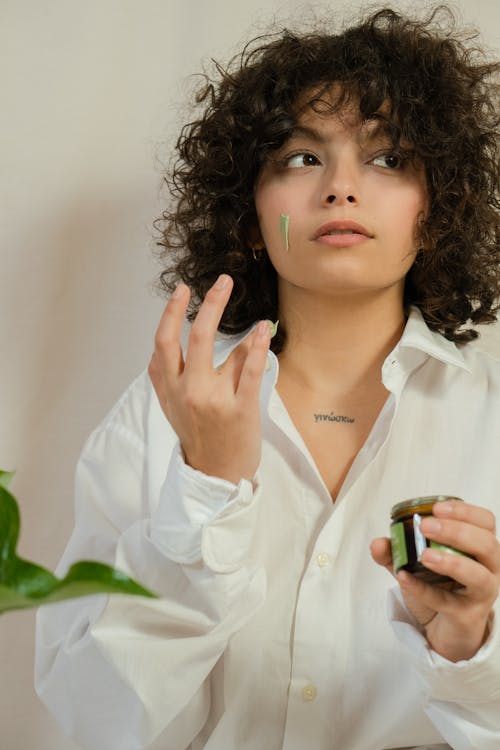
[[0, 470, 15, 489], [0, 475, 157, 613]]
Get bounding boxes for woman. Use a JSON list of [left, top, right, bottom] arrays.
[[36, 7, 500, 749]]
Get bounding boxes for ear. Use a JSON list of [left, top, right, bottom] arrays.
[[247, 224, 265, 250]]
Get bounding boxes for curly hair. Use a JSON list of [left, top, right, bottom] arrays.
[[155, 5, 499, 352]]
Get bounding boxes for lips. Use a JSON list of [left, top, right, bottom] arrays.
[[313, 220, 373, 240]]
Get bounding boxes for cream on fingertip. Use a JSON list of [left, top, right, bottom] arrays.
[[267, 319, 279, 338]]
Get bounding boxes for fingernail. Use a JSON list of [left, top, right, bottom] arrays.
[[423, 548, 442, 564], [421, 518, 441, 533], [436, 501, 453, 514], [172, 283, 186, 299], [257, 320, 270, 337], [266, 320, 279, 337], [214, 274, 230, 289]]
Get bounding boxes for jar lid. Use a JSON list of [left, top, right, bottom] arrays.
[[391, 495, 463, 518]]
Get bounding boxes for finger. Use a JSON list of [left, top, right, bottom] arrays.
[[419, 516, 500, 573], [235, 320, 271, 402], [185, 274, 233, 377], [370, 537, 394, 573], [396, 569, 454, 612], [432, 500, 496, 533], [419, 546, 498, 603], [223, 327, 262, 392], [153, 283, 190, 382]]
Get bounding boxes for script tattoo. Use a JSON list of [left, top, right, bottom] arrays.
[[314, 413, 355, 424]]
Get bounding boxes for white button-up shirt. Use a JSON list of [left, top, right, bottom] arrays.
[[35, 306, 500, 750]]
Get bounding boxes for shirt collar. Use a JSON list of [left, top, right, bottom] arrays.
[[210, 304, 472, 378], [211, 327, 256, 368], [395, 305, 471, 374]]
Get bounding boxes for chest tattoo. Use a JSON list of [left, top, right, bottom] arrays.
[[313, 412, 355, 424]]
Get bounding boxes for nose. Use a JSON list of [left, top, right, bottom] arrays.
[[326, 193, 356, 204], [322, 157, 359, 206]]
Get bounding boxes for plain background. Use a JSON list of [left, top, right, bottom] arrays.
[[1, 1, 499, 748]]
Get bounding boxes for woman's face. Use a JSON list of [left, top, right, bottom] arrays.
[[253, 93, 428, 303]]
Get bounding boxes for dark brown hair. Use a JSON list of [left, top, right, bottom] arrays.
[[155, 5, 499, 350]]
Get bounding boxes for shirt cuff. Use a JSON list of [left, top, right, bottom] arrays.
[[150, 443, 260, 572], [388, 586, 500, 703]]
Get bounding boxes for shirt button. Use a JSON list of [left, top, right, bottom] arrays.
[[316, 552, 332, 568], [302, 684, 318, 702]]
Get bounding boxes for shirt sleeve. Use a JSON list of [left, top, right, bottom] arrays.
[[387, 586, 500, 750], [35, 408, 267, 750]]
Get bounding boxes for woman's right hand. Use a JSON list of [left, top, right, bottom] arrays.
[[148, 274, 271, 485]]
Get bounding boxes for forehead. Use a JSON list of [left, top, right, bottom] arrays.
[[289, 84, 398, 143]]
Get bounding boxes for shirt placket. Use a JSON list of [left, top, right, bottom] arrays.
[[277, 360, 412, 750]]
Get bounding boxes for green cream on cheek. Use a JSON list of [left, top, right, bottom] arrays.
[[280, 214, 290, 251]]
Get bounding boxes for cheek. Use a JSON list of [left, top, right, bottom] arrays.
[[377, 185, 427, 241]]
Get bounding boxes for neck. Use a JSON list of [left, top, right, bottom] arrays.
[[276, 284, 407, 398]]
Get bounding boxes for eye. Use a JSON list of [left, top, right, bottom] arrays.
[[283, 152, 321, 168], [371, 153, 404, 170]]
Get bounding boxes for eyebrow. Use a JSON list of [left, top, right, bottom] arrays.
[[285, 124, 328, 144], [361, 118, 396, 143]]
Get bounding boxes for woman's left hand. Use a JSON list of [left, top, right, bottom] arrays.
[[371, 500, 500, 662]]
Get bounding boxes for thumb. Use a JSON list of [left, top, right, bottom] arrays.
[[370, 537, 396, 577]]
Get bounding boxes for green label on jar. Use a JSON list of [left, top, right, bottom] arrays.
[[390, 522, 408, 571]]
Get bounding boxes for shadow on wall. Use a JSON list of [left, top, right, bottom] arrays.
[[10, 182, 163, 566]]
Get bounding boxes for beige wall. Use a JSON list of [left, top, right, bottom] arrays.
[[1, 1, 498, 748]]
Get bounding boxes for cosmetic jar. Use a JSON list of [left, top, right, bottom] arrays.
[[390, 495, 466, 585]]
